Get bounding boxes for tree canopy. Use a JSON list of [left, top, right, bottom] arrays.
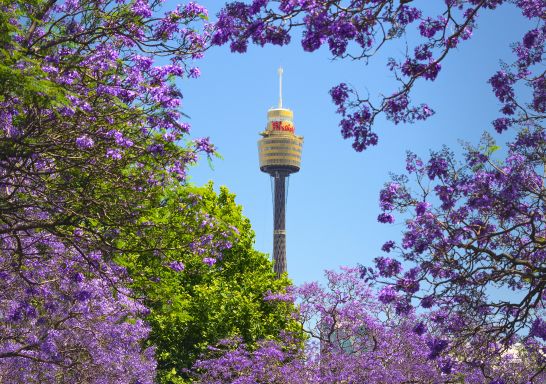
[[194, 268, 546, 383], [0, 0, 211, 248], [0, 0, 214, 380], [117, 183, 301, 383]]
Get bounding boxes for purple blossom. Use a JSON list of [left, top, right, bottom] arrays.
[[406, 152, 424, 173], [379, 182, 401, 210], [152, 64, 184, 78], [381, 240, 396, 253], [147, 143, 165, 155], [532, 77, 545, 113], [378, 286, 397, 304], [202, 257, 216, 266], [377, 213, 395, 223], [184, 2, 208, 17], [414, 44, 432, 60], [72, 272, 84, 283], [397, 6, 422, 25], [523, 29, 541, 49], [426, 338, 448, 359], [329, 83, 350, 107], [169, 160, 186, 180], [397, 275, 420, 294], [413, 322, 427, 336], [492, 117, 513, 133], [179, 122, 191, 133], [421, 295, 434, 308], [395, 300, 413, 315], [131, 0, 152, 17], [423, 62, 441, 81], [489, 71, 515, 103], [167, 261, 185, 272], [41, 65, 59, 75], [75, 135, 94, 149], [439, 358, 454, 374], [374, 256, 402, 277], [59, 106, 75, 116], [106, 148, 122, 160], [426, 155, 449, 180], [132, 54, 153, 70], [75, 290, 92, 302], [108, 130, 134, 147], [194, 137, 215, 154], [517, 0, 544, 18], [415, 201, 430, 216], [418, 17, 445, 38], [189, 67, 201, 78], [530, 318, 546, 340]]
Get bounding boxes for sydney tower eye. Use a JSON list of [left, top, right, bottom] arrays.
[[258, 68, 303, 278]]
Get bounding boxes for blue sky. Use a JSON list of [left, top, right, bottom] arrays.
[[181, 1, 533, 285]]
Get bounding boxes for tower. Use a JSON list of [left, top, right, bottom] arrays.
[[258, 68, 303, 278]]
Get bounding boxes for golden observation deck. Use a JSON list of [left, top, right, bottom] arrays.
[[258, 103, 303, 174]]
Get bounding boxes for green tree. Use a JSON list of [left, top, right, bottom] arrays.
[[118, 183, 301, 383]]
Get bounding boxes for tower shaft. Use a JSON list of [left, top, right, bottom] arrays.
[[273, 172, 287, 278]]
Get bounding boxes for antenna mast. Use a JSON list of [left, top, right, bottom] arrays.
[[278, 67, 283, 109]]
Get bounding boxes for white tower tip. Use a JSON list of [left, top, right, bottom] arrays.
[[278, 67, 283, 109]]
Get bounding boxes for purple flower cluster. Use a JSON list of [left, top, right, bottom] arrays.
[[193, 267, 544, 383], [75, 135, 94, 149], [375, 129, 546, 360], [426, 338, 449, 359], [194, 137, 215, 155], [168, 260, 185, 272], [0, 231, 156, 382], [202, 257, 217, 266], [374, 256, 402, 277], [378, 285, 397, 304], [377, 212, 395, 223], [106, 148, 123, 160], [418, 17, 446, 38]]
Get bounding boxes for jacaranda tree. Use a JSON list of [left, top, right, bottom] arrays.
[[1, 0, 214, 247], [193, 268, 545, 383], [0, 230, 156, 383], [372, 129, 546, 369], [2, 1, 302, 382], [0, 0, 214, 380]]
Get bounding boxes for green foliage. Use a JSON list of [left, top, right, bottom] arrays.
[[0, 2, 68, 106], [117, 183, 301, 383]]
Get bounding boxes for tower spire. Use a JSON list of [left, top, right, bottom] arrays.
[[278, 67, 283, 109]]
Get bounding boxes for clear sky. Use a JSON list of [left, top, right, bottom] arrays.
[[181, 1, 532, 285]]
